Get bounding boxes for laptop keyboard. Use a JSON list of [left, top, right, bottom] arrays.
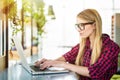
[[30, 65, 43, 72]]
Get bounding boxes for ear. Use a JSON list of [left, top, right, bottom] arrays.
[[92, 23, 96, 29]]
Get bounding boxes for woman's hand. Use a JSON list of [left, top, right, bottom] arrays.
[[40, 60, 66, 70], [34, 58, 48, 67]]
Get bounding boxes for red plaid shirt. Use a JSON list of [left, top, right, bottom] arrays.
[[63, 34, 120, 80]]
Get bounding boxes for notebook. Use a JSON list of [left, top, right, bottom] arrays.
[[12, 36, 69, 75]]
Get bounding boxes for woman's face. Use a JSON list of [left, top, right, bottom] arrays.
[[76, 18, 96, 38]]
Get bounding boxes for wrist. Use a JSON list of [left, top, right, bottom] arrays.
[[60, 62, 67, 67]]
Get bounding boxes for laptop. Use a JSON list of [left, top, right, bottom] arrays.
[[12, 36, 69, 75]]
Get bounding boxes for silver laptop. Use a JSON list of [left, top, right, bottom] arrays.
[[12, 36, 69, 75]]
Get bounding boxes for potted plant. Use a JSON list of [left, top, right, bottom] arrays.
[[33, 0, 46, 54]]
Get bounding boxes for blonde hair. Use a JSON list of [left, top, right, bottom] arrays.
[[75, 9, 102, 65]]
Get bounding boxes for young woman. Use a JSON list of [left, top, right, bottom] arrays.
[[35, 9, 120, 80]]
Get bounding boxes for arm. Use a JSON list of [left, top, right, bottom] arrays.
[[55, 56, 90, 77], [40, 58, 90, 77], [88, 43, 120, 79], [55, 56, 66, 62], [35, 56, 66, 67], [62, 62, 90, 77], [35, 44, 79, 67]]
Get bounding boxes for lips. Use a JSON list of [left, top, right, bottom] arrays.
[[80, 33, 83, 35], [80, 32, 83, 34]]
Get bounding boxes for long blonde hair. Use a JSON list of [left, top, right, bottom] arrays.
[[75, 9, 102, 65]]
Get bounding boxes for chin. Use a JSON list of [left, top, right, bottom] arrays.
[[80, 35, 87, 38], [80, 35, 88, 38]]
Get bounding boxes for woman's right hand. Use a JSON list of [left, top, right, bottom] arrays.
[[34, 58, 48, 67]]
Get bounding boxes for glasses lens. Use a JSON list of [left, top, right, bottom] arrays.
[[75, 24, 85, 30], [80, 26, 84, 30]]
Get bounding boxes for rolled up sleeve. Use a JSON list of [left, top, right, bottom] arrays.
[[63, 44, 79, 64]]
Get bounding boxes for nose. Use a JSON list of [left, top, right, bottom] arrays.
[[77, 29, 82, 32]]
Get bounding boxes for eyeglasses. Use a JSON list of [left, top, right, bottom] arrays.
[[75, 22, 95, 31]]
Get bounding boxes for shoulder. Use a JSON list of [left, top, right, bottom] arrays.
[[102, 33, 120, 53], [71, 43, 79, 50]]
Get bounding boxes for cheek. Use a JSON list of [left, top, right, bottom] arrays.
[[84, 28, 94, 36]]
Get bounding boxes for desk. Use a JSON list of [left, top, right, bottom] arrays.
[[0, 55, 78, 80], [0, 64, 77, 80]]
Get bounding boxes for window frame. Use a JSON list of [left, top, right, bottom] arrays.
[[0, 0, 9, 68]]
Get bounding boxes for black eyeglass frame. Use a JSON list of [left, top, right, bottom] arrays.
[[75, 22, 95, 31]]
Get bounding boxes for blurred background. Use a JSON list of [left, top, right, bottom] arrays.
[[0, 0, 120, 70]]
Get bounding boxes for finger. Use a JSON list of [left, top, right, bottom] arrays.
[[34, 58, 47, 66], [40, 61, 51, 70], [40, 58, 47, 63], [40, 64, 48, 70], [34, 61, 39, 66]]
